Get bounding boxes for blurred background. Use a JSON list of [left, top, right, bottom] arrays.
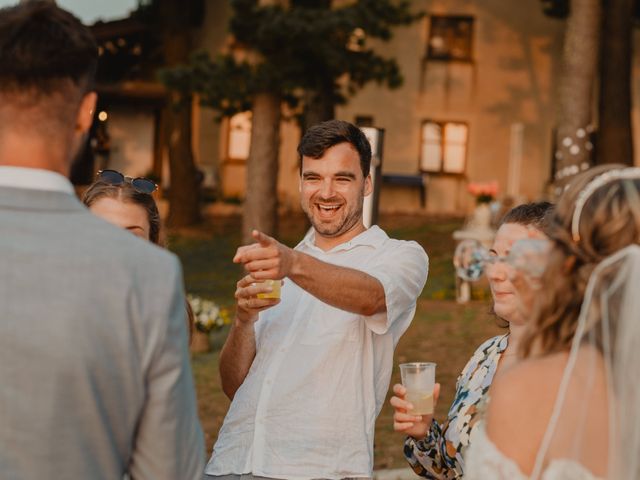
[[6, 0, 638, 472], [6, 0, 634, 236]]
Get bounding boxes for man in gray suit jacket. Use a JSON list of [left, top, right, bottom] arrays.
[[0, 3, 204, 479]]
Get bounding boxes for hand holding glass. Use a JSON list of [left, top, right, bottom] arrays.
[[255, 279, 281, 299], [400, 362, 437, 415]]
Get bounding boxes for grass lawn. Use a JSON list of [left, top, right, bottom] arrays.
[[170, 213, 502, 469]]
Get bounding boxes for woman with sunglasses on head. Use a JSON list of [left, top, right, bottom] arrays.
[[390, 202, 554, 479], [82, 170, 194, 340], [464, 165, 640, 479], [83, 170, 160, 243]]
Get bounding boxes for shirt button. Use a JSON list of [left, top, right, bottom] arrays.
[[266, 379, 272, 385]]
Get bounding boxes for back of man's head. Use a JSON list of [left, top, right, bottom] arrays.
[[0, 1, 97, 141]]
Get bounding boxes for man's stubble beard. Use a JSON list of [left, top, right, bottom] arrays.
[[303, 191, 365, 239]]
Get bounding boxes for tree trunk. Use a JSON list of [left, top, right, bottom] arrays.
[[553, 0, 602, 193], [301, 89, 335, 133], [596, 0, 634, 166], [242, 92, 282, 244], [166, 94, 201, 227], [160, 0, 201, 227]]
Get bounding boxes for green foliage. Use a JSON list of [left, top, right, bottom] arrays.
[[159, 52, 254, 115], [159, 0, 423, 117]]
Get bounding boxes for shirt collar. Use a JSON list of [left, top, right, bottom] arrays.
[[298, 224, 388, 253], [0, 166, 74, 194]]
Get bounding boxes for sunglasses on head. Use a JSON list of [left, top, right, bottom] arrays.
[[96, 170, 158, 194]]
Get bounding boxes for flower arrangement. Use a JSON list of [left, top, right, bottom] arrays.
[[187, 294, 231, 333], [467, 181, 498, 204]]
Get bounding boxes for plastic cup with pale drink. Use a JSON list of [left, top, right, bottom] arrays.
[[255, 279, 281, 299], [399, 362, 437, 415]]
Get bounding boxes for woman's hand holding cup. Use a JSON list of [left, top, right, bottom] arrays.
[[390, 382, 440, 439]]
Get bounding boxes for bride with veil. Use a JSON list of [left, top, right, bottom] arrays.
[[464, 164, 640, 479]]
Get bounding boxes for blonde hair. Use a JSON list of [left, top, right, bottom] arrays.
[[520, 164, 640, 356]]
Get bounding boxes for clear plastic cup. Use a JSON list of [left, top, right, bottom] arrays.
[[399, 362, 437, 415]]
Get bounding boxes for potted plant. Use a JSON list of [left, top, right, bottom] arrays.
[[466, 181, 499, 229], [187, 294, 230, 353]]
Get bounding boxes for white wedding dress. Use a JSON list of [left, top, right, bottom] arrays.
[[464, 246, 640, 480], [464, 423, 602, 480]]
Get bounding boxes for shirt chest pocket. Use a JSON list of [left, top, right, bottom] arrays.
[[298, 303, 361, 345]]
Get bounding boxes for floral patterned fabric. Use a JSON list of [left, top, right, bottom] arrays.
[[403, 334, 508, 479]]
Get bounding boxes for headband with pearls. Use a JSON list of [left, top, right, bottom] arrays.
[[571, 167, 640, 243]]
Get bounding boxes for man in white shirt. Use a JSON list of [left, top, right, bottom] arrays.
[[204, 120, 429, 480], [0, 3, 203, 478]]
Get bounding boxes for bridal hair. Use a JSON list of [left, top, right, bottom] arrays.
[[520, 164, 640, 356], [571, 167, 640, 242]]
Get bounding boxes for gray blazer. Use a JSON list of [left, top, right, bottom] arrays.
[[0, 187, 204, 479]]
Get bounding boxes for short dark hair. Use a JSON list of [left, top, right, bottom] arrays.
[[297, 120, 372, 178], [0, 1, 98, 94], [500, 201, 555, 234]]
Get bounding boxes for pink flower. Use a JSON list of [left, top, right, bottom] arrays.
[[467, 181, 499, 203]]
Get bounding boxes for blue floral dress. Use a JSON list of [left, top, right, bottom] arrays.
[[403, 334, 508, 479]]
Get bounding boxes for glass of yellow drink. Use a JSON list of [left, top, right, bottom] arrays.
[[255, 279, 281, 299], [399, 362, 437, 415]]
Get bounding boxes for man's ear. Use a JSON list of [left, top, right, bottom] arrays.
[[76, 92, 97, 135], [364, 173, 373, 196]]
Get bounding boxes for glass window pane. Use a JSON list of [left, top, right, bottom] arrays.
[[445, 123, 468, 144], [427, 16, 474, 61], [423, 122, 442, 142], [421, 143, 442, 171], [443, 144, 466, 173], [228, 112, 252, 160]]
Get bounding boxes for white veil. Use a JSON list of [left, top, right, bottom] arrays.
[[530, 245, 640, 479]]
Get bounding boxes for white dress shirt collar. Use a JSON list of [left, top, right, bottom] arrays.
[[298, 224, 387, 253], [0, 166, 75, 194]]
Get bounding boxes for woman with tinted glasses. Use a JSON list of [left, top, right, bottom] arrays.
[[82, 170, 194, 340], [465, 165, 640, 479], [390, 202, 553, 479]]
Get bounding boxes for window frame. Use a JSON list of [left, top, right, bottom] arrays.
[[419, 119, 469, 175], [426, 14, 475, 63], [225, 111, 252, 164]]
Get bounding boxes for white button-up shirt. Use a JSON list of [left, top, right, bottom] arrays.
[[206, 226, 428, 480]]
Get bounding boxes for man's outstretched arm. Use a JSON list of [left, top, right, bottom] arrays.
[[234, 230, 386, 316]]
